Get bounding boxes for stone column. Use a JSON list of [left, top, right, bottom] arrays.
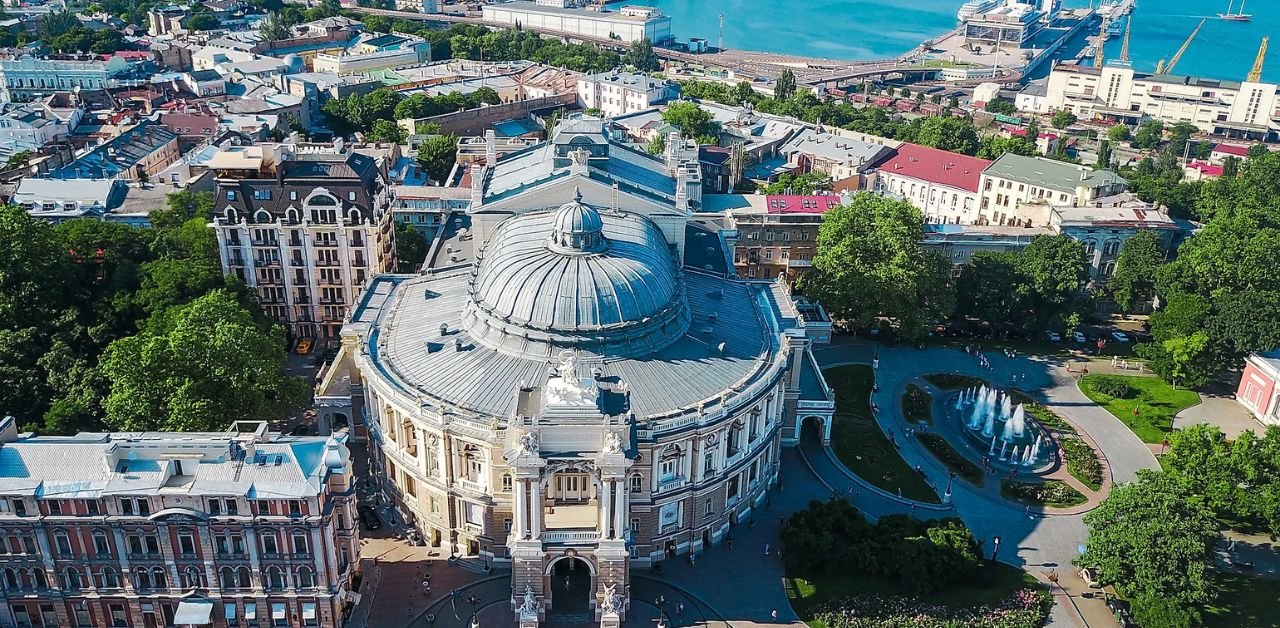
[[513, 478, 527, 539], [613, 480, 626, 540], [599, 479, 612, 539], [531, 478, 543, 537]]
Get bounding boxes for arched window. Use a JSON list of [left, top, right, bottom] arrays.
[[220, 567, 235, 589], [347, 208, 362, 224], [307, 194, 337, 206], [63, 567, 81, 591], [32, 568, 46, 590], [1103, 239, 1121, 256], [134, 570, 152, 591], [237, 567, 252, 589], [629, 473, 643, 493], [3, 568, 16, 590], [254, 209, 272, 224], [286, 208, 300, 224], [152, 568, 167, 589], [1103, 261, 1117, 276], [225, 208, 239, 223], [99, 567, 119, 589], [266, 566, 284, 590], [296, 566, 314, 589], [1083, 239, 1097, 254]]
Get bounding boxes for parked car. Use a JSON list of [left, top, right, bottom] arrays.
[[1079, 568, 1101, 588], [1110, 331, 1131, 343], [357, 504, 381, 530], [296, 338, 313, 355], [1073, 331, 1087, 343], [1044, 330, 1061, 342]]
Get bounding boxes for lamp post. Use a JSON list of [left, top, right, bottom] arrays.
[[991, 535, 1002, 563], [466, 593, 481, 628], [943, 471, 957, 504]]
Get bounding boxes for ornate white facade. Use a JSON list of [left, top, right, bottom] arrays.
[[319, 118, 833, 624]]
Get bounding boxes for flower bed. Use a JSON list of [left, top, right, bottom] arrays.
[[1059, 436, 1103, 491], [916, 432, 984, 485], [811, 589, 1053, 628], [923, 373, 988, 390], [1000, 479, 1087, 508], [903, 384, 932, 423]]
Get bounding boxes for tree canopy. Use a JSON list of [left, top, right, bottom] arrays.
[[623, 38, 660, 71], [661, 102, 719, 144], [954, 235, 1089, 332], [798, 193, 953, 339], [1108, 231, 1164, 313], [416, 134, 459, 183]]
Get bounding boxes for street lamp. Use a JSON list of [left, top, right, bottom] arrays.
[[991, 535, 1002, 563], [943, 471, 957, 504], [466, 593, 481, 628]]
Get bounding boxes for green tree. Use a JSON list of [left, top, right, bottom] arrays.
[[977, 135, 1038, 160], [1248, 144, 1270, 159], [645, 133, 666, 156], [983, 97, 1018, 115], [1050, 109, 1077, 130], [1076, 471, 1219, 607], [39, 9, 80, 40], [259, 11, 292, 40], [623, 37, 660, 71], [1222, 155, 1241, 178], [149, 190, 215, 230], [798, 193, 954, 339], [1132, 596, 1199, 628], [1134, 119, 1164, 149], [1107, 123, 1132, 143], [186, 13, 219, 31], [1018, 235, 1089, 326], [368, 119, 407, 144], [955, 251, 1035, 330], [1108, 231, 1164, 312], [415, 134, 459, 183], [914, 116, 979, 156], [759, 172, 832, 195], [774, 69, 796, 101], [99, 290, 306, 432], [661, 101, 718, 142], [1095, 138, 1113, 168], [395, 223, 427, 273]]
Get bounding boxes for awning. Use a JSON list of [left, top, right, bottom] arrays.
[[174, 601, 214, 626], [244, 605, 257, 620]]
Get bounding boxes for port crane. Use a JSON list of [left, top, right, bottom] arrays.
[[1248, 36, 1269, 82], [1155, 17, 1206, 74]]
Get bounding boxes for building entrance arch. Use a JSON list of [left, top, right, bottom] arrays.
[[545, 554, 595, 620], [800, 414, 831, 444]]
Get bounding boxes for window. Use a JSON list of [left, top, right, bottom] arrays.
[[63, 567, 82, 590], [13, 499, 25, 517], [226, 499, 239, 515], [292, 531, 309, 555], [290, 191, 298, 201], [85, 500, 99, 516], [266, 567, 284, 590], [629, 473, 643, 493], [47, 500, 61, 515], [227, 190, 237, 201], [272, 602, 288, 627], [288, 500, 302, 517], [704, 450, 715, 474], [262, 532, 279, 555], [254, 190, 272, 201], [54, 533, 72, 556], [704, 498, 714, 515], [96, 567, 120, 589], [301, 602, 319, 627], [93, 533, 111, 556], [73, 603, 91, 627], [110, 604, 128, 627], [209, 499, 221, 515], [296, 567, 315, 589], [501, 474, 512, 492], [178, 532, 196, 555], [348, 192, 357, 201]]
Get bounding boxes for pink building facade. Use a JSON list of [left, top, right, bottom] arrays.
[[1237, 352, 1280, 426]]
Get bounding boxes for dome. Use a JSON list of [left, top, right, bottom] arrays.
[[461, 195, 690, 358]]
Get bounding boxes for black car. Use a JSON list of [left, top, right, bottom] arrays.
[[357, 505, 381, 530]]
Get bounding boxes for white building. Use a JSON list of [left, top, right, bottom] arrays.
[[1042, 63, 1280, 139], [0, 55, 133, 101], [576, 70, 675, 117], [394, 0, 438, 13], [872, 143, 992, 224], [0, 98, 83, 159], [482, 1, 672, 44], [977, 153, 1128, 226]]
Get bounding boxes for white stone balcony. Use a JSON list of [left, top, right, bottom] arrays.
[[540, 530, 600, 545]]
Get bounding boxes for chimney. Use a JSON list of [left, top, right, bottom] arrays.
[[664, 130, 681, 172], [484, 129, 496, 164], [470, 163, 485, 208]]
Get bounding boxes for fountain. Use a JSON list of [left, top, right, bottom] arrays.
[[952, 385, 1054, 470]]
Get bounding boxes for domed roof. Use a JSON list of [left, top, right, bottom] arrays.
[[461, 194, 690, 358]]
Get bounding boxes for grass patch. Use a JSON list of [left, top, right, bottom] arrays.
[[1079, 374, 1201, 443], [826, 365, 941, 504], [1201, 570, 1280, 628], [786, 562, 1041, 620], [902, 383, 932, 423], [1000, 479, 1088, 508], [1059, 436, 1103, 491], [923, 373, 988, 390], [916, 432, 984, 485], [1007, 389, 1076, 434]]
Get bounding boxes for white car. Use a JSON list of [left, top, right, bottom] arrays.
[[1073, 331, 1087, 343], [1110, 331, 1131, 343], [1045, 330, 1061, 342]]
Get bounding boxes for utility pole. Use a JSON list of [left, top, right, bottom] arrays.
[[718, 14, 724, 52]]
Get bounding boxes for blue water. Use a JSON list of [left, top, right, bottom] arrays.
[[645, 0, 1277, 82]]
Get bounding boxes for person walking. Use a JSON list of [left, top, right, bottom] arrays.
[[764, 543, 770, 556], [771, 609, 779, 622]]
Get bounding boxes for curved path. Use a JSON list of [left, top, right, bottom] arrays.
[[810, 339, 1159, 627]]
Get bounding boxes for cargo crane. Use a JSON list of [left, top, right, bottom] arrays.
[[1155, 17, 1206, 74], [1247, 36, 1269, 82]]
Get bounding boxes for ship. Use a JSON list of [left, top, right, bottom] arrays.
[[958, 0, 1003, 22], [1218, 0, 1252, 21]]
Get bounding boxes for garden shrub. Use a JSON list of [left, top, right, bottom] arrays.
[[1132, 595, 1198, 628], [1091, 376, 1136, 399], [903, 384, 932, 422]]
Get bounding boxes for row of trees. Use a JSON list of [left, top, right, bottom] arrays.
[[797, 193, 1090, 340], [782, 498, 983, 594], [319, 87, 500, 141], [0, 193, 304, 436], [1077, 422, 1280, 625]]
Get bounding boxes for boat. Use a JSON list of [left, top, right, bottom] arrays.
[[958, 0, 1002, 22], [1218, 0, 1252, 21], [1107, 18, 1124, 36]]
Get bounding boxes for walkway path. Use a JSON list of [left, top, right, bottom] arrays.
[[809, 339, 1163, 627]]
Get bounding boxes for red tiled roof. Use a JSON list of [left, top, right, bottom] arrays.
[[764, 195, 842, 214], [159, 112, 218, 134], [876, 143, 991, 193], [1213, 143, 1251, 157], [1187, 161, 1224, 176]]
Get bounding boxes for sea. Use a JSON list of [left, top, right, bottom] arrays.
[[643, 0, 1278, 83]]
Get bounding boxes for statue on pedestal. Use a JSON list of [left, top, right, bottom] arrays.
[[599, 583, 621, 615], [602, 431, 623, 454]]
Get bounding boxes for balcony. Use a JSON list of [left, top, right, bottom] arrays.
[[455, 478, 486, 494], [541, 530, 599, 545], [656, 475, 687, 493]]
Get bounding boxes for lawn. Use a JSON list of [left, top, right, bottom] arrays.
[[786, 562, 1042, 622], [923, 373, 988, 390], [1079, 374, 1201, 443], [902, 383, 932, 423], [825, 365, 940, 503], [917, 432, 984, 485], [1202, 570, 1280, 628]]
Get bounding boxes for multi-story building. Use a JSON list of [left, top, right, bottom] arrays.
[[0, 56, 135, 101], [576, 70, 677, 118], [316, 116, 834, 624], [0, 97, 84, 159], [482, 1, 672, 44], [872, 143, 991, 224], [1237, 351, 1280, 427], [1048, 193, 1177, 282], [312, 33, 430, 75], [0, 417, 358, 628], [51, 121, 181, 182], [977, 153, 1127, 226], [1039, 63, 1280, 139], [962, 1, 1045, 49], [210, 141, 397, 340], [724, 194, 844, 280], [777, 128, 894, 185]]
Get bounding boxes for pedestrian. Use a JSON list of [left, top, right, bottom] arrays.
[[1121, 359, 1128, 370], [1025, 505, 1032, 519], [1111, 356, 1117, 367], [764, 543, 770, 556], [771, 609, 779, 622], [689, 553, 696, 568], [677, 602, 685, 616], [565, 576, 571, 590]]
